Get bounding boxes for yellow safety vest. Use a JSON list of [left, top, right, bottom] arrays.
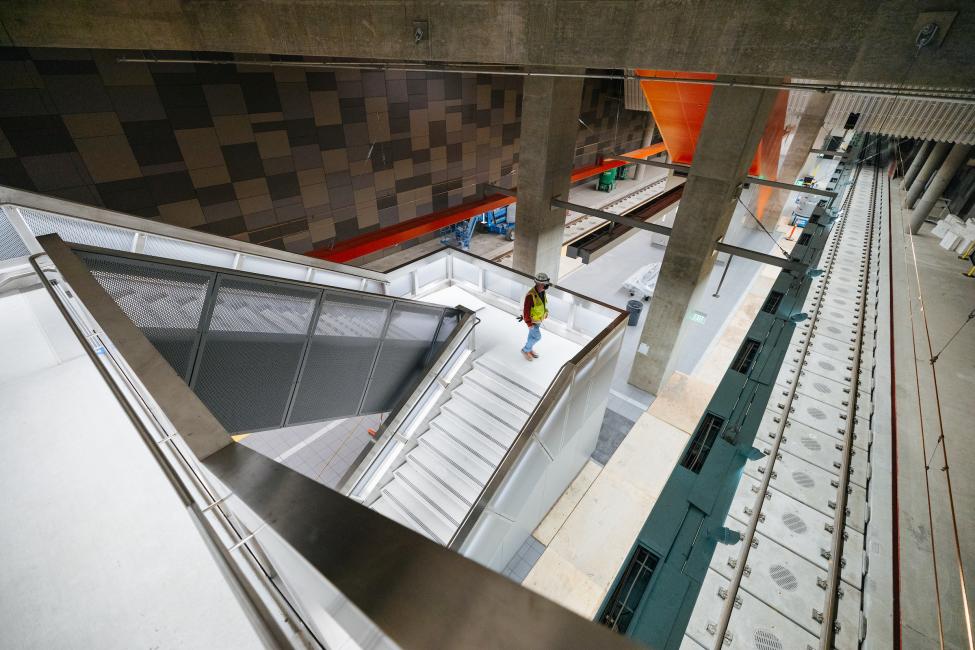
[[529, 288, 548, 323]]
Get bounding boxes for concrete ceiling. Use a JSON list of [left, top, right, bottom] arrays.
[[2, 1, 974, 88]]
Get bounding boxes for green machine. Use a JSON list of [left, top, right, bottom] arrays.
[[597, 170, 617, 192], [616, 164, 633, 180]]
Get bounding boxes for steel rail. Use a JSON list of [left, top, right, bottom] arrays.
[[709, 160, 864, 650], [820, 164, 879, 649]]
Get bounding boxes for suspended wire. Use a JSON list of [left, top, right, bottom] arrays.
[[735, 196, 792, 259], [930, 308, 975, 364]]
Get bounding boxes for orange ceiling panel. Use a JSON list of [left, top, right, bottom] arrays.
[[637, 70, 715, 166], [638, 71, 789, 220]]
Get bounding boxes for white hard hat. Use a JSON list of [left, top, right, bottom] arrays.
[[534, 272, 551, 285]]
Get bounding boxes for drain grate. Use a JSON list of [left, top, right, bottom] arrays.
[[782, 512, 808, 534], [818, 360, 836, 372], [769, 563, 798, 591], [792, 471, 815, 489], [807, 406, 827, 420], [801, 435, 822, 451], [754, 628, 784, 650]]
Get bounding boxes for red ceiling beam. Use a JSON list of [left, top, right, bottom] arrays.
[[308, 142, 668, 263]]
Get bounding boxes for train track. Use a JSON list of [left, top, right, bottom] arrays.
[[700, 146, 885, 649], [490, 175, 669, 264]]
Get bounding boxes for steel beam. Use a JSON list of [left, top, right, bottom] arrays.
[[549, 198, 805, 271], [745, 176, 837, 198], [810, 148, 850, 158], [612, 156, 838, 198], [610, 155, 689, 173]]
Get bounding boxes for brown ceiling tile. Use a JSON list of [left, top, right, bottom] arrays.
[[189, 164, 231, 188], [311, 91, 341, 126], [255, 130, 291, 159], [238, 193, 272, 215], [74, 135, 141, 183], [213, 115, 254, 146], [297, 167, 325, 187], [175, 127, 224, 170], [158, 199, 206, 228], [233, 177, 269, 199], [62, 112, 123, 139]]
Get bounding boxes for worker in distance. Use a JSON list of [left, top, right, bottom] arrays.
[[520, 272, 550, 361]]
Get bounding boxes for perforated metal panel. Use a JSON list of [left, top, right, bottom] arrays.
[[77, 251, 214, 380], [0, 207, 30, 260], [360, 302, 444, 413], [287, 293, 392, 425], [20, 208, 134, 251], [192, 277, 319, 433]]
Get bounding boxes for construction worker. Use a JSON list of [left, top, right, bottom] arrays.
[[521, 272, 551, 361]]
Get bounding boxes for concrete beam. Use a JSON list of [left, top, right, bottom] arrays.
[[628, 79, 780, 395], [511, 74, 583, 279], [904, 141, 951, 208], [2, 2, 974, 87], [758, 93, 835, 228], [901, 140, 933, 190], [910, 142, 973, 233]]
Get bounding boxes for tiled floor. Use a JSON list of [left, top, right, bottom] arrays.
[[592, 409, 636, 465], [501, 536, 547, 584], [240, 413, 384, 489]]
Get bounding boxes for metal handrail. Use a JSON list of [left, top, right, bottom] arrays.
[[343, 312, 479, 498], [32, 232, 640, 650], [27, 252, 321, 647], [449, 310, 627, 550], [0, 184, 387, 283]]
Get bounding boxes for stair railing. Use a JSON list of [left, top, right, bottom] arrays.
[[448, 308, 627, 552], [344, 309, 479, 502]]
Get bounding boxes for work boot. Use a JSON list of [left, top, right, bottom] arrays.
[[521, 350, 534, 361], [530, 351, 539, 358]]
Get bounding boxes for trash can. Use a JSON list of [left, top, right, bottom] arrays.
[[626, 299, 643, 326]]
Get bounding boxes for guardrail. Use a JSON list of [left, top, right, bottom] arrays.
[[1, 185, 387, 291]]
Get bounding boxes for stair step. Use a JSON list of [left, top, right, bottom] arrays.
[[372, 495, 427, 536], [419, 429, 494, 485], [430, 416, 505, 466], [382, 480, 456, 544], [436, 406, 513, 451], [442, 400, 519, 448], [395, 463, 468, 524], [463, 367, 538, 414], [474, 356, 546, 397], [454, 384, 529, 432], [408, 446, 482, 504]]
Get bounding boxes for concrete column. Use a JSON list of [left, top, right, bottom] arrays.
[[904, 141, 950, 209], [759, 93, 834, 229], [901, 140, 932, 190], [511, 74, 584, 280], [628, 80, 780, 395], [634, 117, 657, 181], [910, 143, 973, 233]]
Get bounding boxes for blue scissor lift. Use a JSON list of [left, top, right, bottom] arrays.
[[440, 207, 513, 250]]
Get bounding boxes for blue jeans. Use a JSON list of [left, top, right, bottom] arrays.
[[522, 324, 541, 353]]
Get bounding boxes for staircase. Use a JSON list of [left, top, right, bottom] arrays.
[[371, 356, 546, 544]]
